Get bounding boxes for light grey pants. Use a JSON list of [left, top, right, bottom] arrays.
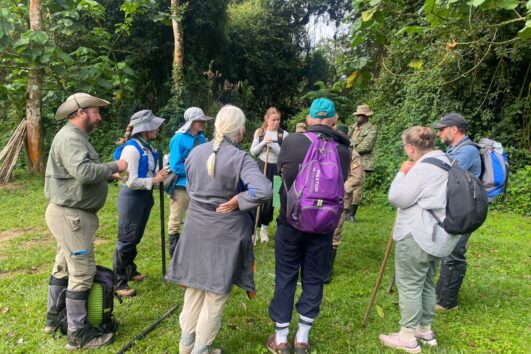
[[395, 235, 441, 330], [46, 203, 98, 291]]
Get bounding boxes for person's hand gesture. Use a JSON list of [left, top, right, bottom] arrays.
[[116, 159, 128, 172], [216, 195, 239, 213], [400, 161, 415, 175], [153, 168, 169, 184]]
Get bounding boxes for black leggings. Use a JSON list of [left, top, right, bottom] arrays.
[[257, 159, 277, 226]]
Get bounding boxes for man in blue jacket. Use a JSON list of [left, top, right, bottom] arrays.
[[433, 112, 481, 311], [168, 107, 212, 256]]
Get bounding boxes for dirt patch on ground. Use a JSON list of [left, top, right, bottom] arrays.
[[0, 229, 32, 243], [0, 182, 25, 191], [94, 238, 110, 245], [0, 263, 47, 279], [21, 238, 53, 248]]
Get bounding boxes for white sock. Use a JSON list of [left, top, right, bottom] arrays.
[[399, 327, 416, 341], [275, 322, 289, 344], [417, 324, 432, 333], [261, 224, 268, 232], [295, 315, 314, 343]]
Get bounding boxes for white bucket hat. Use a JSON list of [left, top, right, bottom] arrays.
[[130, 110, 165, 136], [55, 93, 109, 120], [177, 107, 212, 133]]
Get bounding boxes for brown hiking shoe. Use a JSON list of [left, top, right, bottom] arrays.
[[294, 340, 311, 354], [267, 335, 290, 354], [116, 288, 137, 297], [131, 274, 146, 282]]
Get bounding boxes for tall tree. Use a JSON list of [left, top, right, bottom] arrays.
[[25, 0, 44, 174]]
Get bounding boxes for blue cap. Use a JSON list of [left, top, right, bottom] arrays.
[[309, 98, 336, 119]]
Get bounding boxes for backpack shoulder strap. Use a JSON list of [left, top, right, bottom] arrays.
[[421, 157, 451, 171], [450, 140, 479, 155]]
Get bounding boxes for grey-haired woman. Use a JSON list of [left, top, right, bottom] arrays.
[[166, 105, 272, 354]]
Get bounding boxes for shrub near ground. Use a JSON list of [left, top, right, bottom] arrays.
[[0, 175, 529, 353]]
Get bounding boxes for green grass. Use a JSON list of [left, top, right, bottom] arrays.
[[0, 176, 529, 353]]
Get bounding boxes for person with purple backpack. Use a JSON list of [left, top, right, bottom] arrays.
[[267, 98, 351, 354]]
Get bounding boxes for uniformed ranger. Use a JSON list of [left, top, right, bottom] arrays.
[[44, 93, 128, 350], [347, 104, 378, 222], [325, 123, 365, 283]]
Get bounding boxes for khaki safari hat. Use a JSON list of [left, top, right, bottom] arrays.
[[55, 93, 109, 120], [353, 104, 374, 117]]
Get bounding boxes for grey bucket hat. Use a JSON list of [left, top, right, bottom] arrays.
[[130, 110, 165, 136], [177, 107, 212, 133]]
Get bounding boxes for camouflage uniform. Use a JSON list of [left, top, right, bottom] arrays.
[[333, 149, 365, 248], [348, 121, 378, 204]]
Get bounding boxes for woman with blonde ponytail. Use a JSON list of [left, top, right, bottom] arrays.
[[166, 105, 272, 354], [250, 107, 288, 242]]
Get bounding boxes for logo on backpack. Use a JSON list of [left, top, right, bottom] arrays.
[[284, 132, 344, 234], [422, 158, 488, 235]]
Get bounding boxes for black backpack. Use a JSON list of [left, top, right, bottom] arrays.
[[87, 265, 121, 333], [422, 158, 488, 235]]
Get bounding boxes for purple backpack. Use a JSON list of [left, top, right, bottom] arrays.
[[285, 132, 344, 234]]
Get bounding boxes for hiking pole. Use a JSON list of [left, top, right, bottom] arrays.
[[362, 215, 397, 327], [253, 145, 270, 245], [158, 152, 167, 280], [116, 303, 180, 354]]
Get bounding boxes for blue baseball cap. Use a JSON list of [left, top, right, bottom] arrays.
[[309, 98, 336, 119]]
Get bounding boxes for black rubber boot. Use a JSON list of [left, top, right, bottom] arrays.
[[169, 233, 180, 258], [324, 248, 337, 284], [65, 290, 113, 350], [346, 205, 359, 223], [45, 276, 68, 335]]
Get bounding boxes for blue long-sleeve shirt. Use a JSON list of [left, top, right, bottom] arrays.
[[169, 130, 206, 188], [447, 136, 481, 177]]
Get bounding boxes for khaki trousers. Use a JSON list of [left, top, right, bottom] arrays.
[[179, 287, 230, 354], [45, 203, 98, 292], [168, 188, 189, 235]]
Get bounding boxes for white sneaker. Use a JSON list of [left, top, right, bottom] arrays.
[[260, 226, 269, 242]]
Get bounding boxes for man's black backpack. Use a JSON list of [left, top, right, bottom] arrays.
[[422, 158, 488, 235], [87, 265, 120, 333]]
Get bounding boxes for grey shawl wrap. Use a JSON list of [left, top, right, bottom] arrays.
[[165, 140, 272, 294]]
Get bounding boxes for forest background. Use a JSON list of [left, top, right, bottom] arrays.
[[0, 0, 529, 214]]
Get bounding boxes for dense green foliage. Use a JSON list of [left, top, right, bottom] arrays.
[[0, 177, 529, 352]]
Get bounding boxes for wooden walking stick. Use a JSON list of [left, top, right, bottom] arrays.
[[253, 145, 270, 245], [362, 215, 397, 327]]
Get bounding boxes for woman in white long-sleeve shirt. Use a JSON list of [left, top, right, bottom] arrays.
[[379, 126, 460, 353], [250, 107, 288, 242], [112, 110, 168, 297]]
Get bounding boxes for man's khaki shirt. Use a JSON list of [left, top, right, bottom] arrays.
[[45, 122, 118, 212], [349, 121, 378, 171]]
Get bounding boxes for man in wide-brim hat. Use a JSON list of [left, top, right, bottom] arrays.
[[44, 93, 128, 350], [347, 104, 378, 223]]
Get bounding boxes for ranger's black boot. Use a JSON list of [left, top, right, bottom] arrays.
[[346, 205, 359, 223]]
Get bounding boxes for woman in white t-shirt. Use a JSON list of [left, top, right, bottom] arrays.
[[250, 107, 288, 242]]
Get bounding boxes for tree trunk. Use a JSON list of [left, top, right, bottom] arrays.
[[171, 0, 183, 69], [26, 0, 44, 174]]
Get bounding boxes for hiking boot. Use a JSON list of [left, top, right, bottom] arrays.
[[65, 326, 114, 350], [294, 340, 310, 354], [415, 330, 437, 347], [267, 335, 290, 354], [346, 205, 359, 223], [116, 287, 137, 297], [130, 273, 145, 282], [45, 276, 68, 335], [435, 304, 458, 311], [379, 333, 421, 353]]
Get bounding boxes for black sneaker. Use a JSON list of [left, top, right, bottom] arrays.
[[65, 326, 114, 350]]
